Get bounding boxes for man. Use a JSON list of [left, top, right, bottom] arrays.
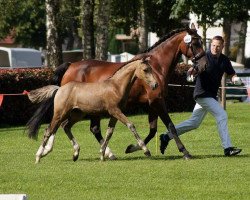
[[160, 35, 242, 156]]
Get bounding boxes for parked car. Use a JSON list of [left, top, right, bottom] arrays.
[[0, 47, 43, 69]]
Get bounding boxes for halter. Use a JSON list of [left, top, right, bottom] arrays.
[[184, 34, 206, 72]]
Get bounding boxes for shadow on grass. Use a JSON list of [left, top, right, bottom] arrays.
[[63, 153, 250, 163]]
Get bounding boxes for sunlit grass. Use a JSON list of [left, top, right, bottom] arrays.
[[0, 102, 249, 200]]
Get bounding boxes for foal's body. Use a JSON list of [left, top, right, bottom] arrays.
[[30, 58, 158, 163]]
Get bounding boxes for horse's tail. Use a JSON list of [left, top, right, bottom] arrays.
[[52, 62, 71, 85], [26, 85, 59, 139]]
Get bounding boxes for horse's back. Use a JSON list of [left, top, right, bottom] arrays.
[[61, 60, 124, 85]]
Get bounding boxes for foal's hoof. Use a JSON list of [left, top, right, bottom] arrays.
[[35, 157, 41, 164], [109, 155, 117, 160], [144, 150, 151, 157], [183, 154, 192, 160]]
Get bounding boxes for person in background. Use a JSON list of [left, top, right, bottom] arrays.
[[160, 35, 242, 156]]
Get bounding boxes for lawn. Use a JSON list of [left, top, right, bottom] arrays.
[[0, 102, 249, 200]]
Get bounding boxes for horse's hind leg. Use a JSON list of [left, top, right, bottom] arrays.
[[90, 117, 116, 160], [126, 109, 158, 153], [157, 102, 191, 159]]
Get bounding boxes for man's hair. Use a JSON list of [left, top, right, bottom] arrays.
[[212, 35, 224, 43]]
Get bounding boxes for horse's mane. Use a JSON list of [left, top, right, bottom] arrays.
[[143, 27, 191, 53], [109, 27, 196, 78]]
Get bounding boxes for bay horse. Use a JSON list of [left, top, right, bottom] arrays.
[[27, 25, 207, 160], [28, 57, 158, 163]]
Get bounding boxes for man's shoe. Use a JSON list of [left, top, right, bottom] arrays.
[[160, 134, 170, 155], [224, 147, 242, 156]]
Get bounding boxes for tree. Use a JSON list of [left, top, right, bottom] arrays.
[[137, 0, 148, 52], [81, 0, 95, 59], [46, 0, 63, 68], [213, 0, 250, 60], [0, 0, 46, 48], [146, 0, 183, 37], [60, 0, 82, 50], [170, 0, 218, 49], [95, 0, 110, 60]]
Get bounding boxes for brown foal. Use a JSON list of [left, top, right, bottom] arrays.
[[28, 56, 158, 163]]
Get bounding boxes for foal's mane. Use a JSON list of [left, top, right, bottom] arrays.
[[108, 57, 143, 79], [143, 27, 191, 53]]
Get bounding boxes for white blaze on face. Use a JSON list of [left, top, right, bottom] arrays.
[[184, 34, 192, 44]]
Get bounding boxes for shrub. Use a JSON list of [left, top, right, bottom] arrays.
[[0, 64, 195, 126], [0, 68, 54, 126]]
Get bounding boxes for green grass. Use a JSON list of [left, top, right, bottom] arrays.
[[0, 102, 249, 200]]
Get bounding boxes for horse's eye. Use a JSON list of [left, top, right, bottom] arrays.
[[144, 67, 151, 73]]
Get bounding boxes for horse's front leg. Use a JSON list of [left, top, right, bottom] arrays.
[[90, 116, 116, 160], [110, 108, 151, 157], [156, 100, 192, 159], [125, 108, 158, 154]]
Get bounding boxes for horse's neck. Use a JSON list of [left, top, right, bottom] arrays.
[[110, 62, 137, 95], [151, 33, 183, 77]]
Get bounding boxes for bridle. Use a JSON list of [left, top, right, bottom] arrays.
[[184, 35, 206, 72]]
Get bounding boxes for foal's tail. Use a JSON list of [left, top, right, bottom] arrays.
[[26, 62, 70, 139], [26, 85, 59, 139]]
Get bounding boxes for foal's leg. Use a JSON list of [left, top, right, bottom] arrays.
[[41, 130, 55, 157], [35, 119, 61, 163], [90, 117, 116, 160], [100, 117, 117, 161], [61, 118, 81, 162], [110, 108, 151, 157], [126, 109, 158, 153]]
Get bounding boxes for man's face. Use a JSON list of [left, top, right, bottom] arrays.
[[210, 39, 224, 57]]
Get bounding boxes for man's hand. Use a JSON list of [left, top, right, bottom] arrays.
[[187, 67, 197, 76], [232, 76, 242, 85]]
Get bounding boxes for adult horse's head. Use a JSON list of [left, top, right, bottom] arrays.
[[135, 56, 158, 90], [179, 24, 207, 73]]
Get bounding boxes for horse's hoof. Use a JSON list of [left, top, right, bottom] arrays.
[[109, 155, 117, 160], [125, 144, 134, 154], [144, 150, 151, 157], [125, 144, 141, 154], [73, 154, 79, 162], [183, 154, 192, 160]]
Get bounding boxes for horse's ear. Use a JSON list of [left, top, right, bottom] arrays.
[[190, 21, 199, 30], [190, 22, 196, 30]]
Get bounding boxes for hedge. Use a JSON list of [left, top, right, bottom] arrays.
[[0, 68, 54, 126], [0, 64, 195, 126]]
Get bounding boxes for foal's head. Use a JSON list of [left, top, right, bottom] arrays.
[[135, 56, 158, 90]]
